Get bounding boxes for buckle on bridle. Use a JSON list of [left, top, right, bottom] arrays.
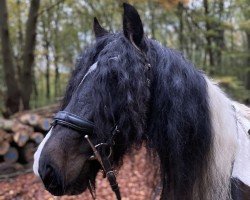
[[87, 143, 112, 161], [95, 143, 112, 158], [85, 135, 104, 166]]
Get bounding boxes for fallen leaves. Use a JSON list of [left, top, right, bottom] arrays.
[[0, 147, 160, 200]]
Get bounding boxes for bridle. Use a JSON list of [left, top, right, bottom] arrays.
[[50, 41, 152, 200], [51, 111, 121, 200]]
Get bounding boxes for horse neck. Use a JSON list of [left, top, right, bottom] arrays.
[[194, 77, 237, 200], [147, 72, 238, 200]]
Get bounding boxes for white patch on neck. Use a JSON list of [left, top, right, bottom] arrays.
[[207, 79, 250, 188], [205, 77, 238, 199], [33, 128, 53, 177], [231, 103, 250, 186]]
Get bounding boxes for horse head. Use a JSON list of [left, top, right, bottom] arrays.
[[32, 3, 247, 200], [33, 3, 151, 197]]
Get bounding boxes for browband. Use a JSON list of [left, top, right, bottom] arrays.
[[52, 111, 94, 133]]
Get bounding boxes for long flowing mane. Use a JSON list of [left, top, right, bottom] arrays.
[[60, 35, 237, 200], [146, 40, 238, 200], [146, 40, 214, 199], [57, 4, 245, 200], [62, 33, 151, 165], [61, 35, 116, 109]]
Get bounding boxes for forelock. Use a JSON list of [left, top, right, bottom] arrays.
[[60, 33, 118, 109]]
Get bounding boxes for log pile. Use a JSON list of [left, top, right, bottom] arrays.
[[0, 102, 249, 175], [0, 104, 58, 170]]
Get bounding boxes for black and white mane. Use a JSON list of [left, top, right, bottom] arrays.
[[33, 3, 250, 200], [63, 35, 213, 199]]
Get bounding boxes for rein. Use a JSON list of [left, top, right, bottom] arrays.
[[51, 111, 121, 200]]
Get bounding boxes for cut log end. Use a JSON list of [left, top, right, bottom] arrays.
[[13, 132, 30, 147], [38, 118, 52, 131], [0, 141, 10, 155], [0, 119, 15, 131], [0, 130, 8, 142], [3, 147, 19, 164], [19, 113, 41, 126], [20, 142, 36, 163], [30, 132, 44, 144]]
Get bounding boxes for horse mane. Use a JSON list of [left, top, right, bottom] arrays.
[[146, 40, 214, 199], [61, 33, 151, 166], [61, 33, 235, 199], [61, 34, 116, 109], [90, 34, 151, 165]]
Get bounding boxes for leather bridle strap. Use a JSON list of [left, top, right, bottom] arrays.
[[51, 111, 121, 200], [52, 111, 94, 132], [103, 158, 121, 199], [85, 135, 121, 200]]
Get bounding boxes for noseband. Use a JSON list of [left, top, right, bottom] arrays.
[[51, 111, 121, 200]]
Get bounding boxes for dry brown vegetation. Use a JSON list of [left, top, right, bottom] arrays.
[[0, 148, 160, 200]]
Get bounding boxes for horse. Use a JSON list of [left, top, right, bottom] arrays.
[[33, 3, 250, 200]]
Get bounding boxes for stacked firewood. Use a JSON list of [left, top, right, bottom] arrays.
[[0, 104, 59, 166], [0, 102, 249, 173]]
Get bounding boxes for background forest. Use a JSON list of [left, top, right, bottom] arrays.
[[0, 0, 250, 117]]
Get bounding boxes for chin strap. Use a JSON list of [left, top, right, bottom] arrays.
[[85, 133, 121, 200]]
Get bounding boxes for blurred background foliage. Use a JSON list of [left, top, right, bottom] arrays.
[[0, 0, 250, 117]]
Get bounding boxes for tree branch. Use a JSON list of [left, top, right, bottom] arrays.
[[37, 0, 65, 16]]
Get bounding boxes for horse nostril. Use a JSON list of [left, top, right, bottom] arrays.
[[39, 164, 64, 195], [40, 165, 56, 186], [45, 165, 53, 179], [40, 164, 54, 183]]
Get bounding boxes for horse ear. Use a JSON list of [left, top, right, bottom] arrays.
[[123, 3, 144, 50], [93, 17, 109, 38]]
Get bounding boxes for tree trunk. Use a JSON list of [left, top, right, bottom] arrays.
[[54, 49, 60, 97], [16, 0, 23, 82], [148, 0, 156, 39], [0, 0, 21, 115], [54, 5, 61, 98], [246, 33, 250, 90], [42, 14, 51, 100], [203, 0, 214, 73], [20, 0, 40, 110], [32, 67, 39, 107], [215, 0, 225, 70], [177, 3, 184, 52]]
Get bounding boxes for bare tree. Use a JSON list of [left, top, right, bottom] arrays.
[[0, 0, 21, 116], [53, 3, 61, 98], [203, 0, 215, 71], [20, 0, 41, 110], [41, 11, 51, 100], [246, 33, 250, 90], [177, 2, 184, 52]]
